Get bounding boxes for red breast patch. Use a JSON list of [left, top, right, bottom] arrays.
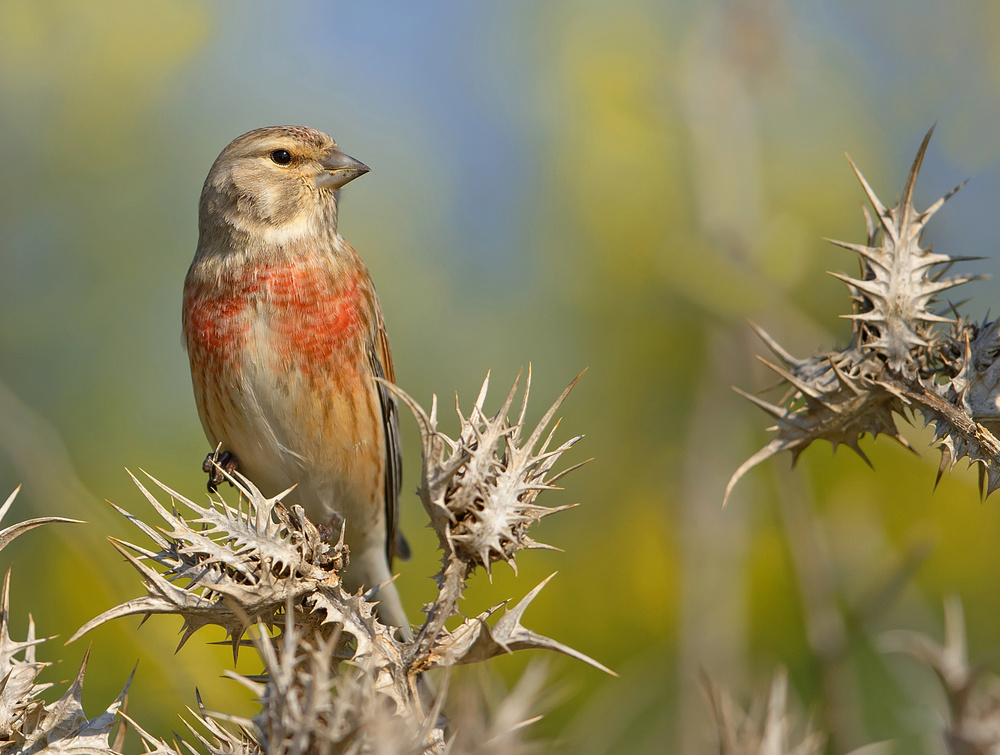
[[184, 262, 365, 371]]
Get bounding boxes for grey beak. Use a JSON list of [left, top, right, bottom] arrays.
[[317, 149, 370, 189]]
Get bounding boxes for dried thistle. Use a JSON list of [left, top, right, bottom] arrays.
[[223, 612, 430, 755], [0, 486, 83, 555], [0, 487, 129, 754], [444, 662, 551, 755], [387, 369, 585, 575], [881, 597, 1000, 754], [726, 335, 908, 506], [14, 651, 133, 755], [68, 371, 608, 753], [727, 128, 1000, 501], [704, 669, 826, 755], [70, 470, 350, 658], [829, 132, 973, 375], [385, 370, 606, 674]]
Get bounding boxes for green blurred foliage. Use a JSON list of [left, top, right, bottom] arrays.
[[3, 0, 1000, 752]]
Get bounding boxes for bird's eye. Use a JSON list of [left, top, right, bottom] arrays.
[[270, 149, 292, 166]]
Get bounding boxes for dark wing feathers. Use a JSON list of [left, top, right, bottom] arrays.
[[369, 310, 408, 567]]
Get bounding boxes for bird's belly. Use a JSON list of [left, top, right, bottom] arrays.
[[185, 261, 384, 543], [205, 319, 383, 540]]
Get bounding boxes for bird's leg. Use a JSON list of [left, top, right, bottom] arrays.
[[202, 447, 239, 493], [317, 512, 346, 545]]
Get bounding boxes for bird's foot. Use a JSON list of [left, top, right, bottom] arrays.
[[202, 448, 239, 493], [318, 512, 346, 545]]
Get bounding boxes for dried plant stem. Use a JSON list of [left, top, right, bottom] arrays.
[[774, 469, 861, 751], [411, 557, 472, 670], [881, 373, 1000, 463]]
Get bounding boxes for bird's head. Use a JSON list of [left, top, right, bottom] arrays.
[[199, 126, 369, 244]]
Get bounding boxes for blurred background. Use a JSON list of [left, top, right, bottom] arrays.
[[2, 1, 1000, 752]]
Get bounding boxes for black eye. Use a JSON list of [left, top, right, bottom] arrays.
[[270, 149, 292, 165]]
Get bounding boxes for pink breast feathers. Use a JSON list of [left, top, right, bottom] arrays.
[[184, 262, 366, 370], [263, 264, 365, 370], [184, 280, 256, 355]]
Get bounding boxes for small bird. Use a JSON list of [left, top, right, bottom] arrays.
[[182, 126, 410, 633]]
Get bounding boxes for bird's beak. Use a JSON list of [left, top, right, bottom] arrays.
[[316, 149, 370, 189]]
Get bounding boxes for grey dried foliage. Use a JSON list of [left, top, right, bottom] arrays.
[[881, 597, 1000, 754], [0, 487, 129, 754], [60, 371, 606, 754], [727, 127, 1000, 502], [444, 662, 550, 755], [705, 670, 898, 755], [705, 669, 826, 755]]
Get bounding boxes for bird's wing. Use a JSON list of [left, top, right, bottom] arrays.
[[369, 303, 409, 566]]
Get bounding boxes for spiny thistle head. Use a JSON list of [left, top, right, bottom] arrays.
[[70, 471, 352, 656], [827, 127, 975, 375], [384, 368, 585, 576], [926, 322, 1000, 496], [235, 614, 428, 755], [728, 129, 1000, 501], [0, 488, 125, 753], [951, 315, 1000, 427], [724, 332, 909, 506]]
